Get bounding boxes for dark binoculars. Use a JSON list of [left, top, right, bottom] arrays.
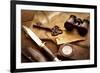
[[64, 15, 89, 36]]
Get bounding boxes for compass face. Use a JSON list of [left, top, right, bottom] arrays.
[[62, 45, 73, 56]]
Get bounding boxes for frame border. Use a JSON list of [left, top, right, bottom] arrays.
[[10, 0, 97, 72]]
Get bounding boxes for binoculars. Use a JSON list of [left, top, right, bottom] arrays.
[[64, 15, 89, 36]]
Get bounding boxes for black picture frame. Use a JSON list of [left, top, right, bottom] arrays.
[[10, 0, 97, 72]]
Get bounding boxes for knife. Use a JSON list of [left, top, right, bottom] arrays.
[[22, 25, 60, 61]]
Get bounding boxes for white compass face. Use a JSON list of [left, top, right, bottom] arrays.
[[62, 46, 73, 55]]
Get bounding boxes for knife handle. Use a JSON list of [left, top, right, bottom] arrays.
[[41, 42, 60, 61]]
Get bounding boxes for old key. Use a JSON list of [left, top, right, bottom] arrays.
[[33, 22, 63, 36]]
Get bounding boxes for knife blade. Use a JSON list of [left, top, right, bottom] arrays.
[[22, 25, 60, 61]]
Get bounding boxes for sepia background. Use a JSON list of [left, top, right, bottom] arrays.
[[21, 10, 90, 62]]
